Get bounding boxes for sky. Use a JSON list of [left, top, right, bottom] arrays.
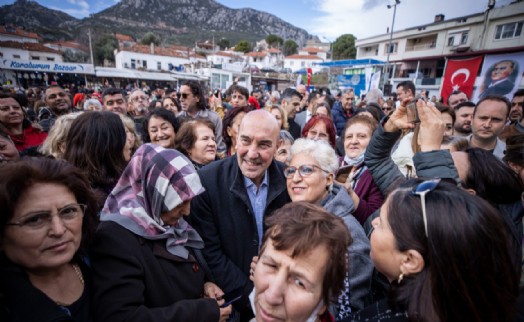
[[0, 0, 514, 41]]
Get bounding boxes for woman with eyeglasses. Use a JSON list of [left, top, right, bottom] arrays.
[[0, 92, 47, 152], [284, 138, 373, 319], [90, 144, 232, 322], [0, 157, 98, 322], [349, 179, 519, 322], [302, 115, 337, 148]]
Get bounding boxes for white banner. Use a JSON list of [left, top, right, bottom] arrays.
[[472, 52, 524, 102], [0, 59, 95, 74]]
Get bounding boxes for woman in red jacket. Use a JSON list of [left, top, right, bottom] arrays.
[[0, 92, 47, 152]]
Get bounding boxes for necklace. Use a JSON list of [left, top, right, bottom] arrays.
[[71, 262, 84, 286], [54, 263, 84, 307]]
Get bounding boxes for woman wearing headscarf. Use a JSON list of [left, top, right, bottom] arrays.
[[90, 144, 232, 322]]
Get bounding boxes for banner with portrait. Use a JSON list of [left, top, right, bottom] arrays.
[[472, 52, 524, 103]]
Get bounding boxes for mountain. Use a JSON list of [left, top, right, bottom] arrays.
[[0, 0, 78, 41], [0, 0, 314, 47]]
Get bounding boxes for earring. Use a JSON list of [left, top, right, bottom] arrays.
[[397, 273, 404, 284]]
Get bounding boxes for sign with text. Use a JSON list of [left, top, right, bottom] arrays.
[[0, 59, 95, 74]]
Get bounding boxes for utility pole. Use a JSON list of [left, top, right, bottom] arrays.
[[383, 0, 400, 93], [88, 28, 95, 67]]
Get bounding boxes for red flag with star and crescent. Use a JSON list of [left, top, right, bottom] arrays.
[[441, 56, 483, 104]]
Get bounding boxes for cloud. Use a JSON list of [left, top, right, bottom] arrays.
[[50, 5, 89, 18], [67, 0, 90, 10], [309, 0, 486, 41]]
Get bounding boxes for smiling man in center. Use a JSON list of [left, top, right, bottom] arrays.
[[189, 109, 291, 321]]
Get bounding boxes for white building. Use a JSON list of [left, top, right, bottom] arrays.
[[195, 67, 251, 91], [44, 41, 89, 56], [354, 1, 524, 94], [0, 41, 63, 62], [299, 47, 328, 61], [283, 54, 324, 72], [207, 51, 243, 66], [114, 43, 206, 72], [0, 26, 40, 43]]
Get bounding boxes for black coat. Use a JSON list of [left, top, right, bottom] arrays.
[[90, 221, 220, 322], [189, 156, 290, 316], [0, 254, 92, 322]]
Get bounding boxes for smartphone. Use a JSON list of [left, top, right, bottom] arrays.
[[335, 165, 354, 183], [214, 89, 220, 98], [406, 101, 420, 124], [220, 295, 242, 308]]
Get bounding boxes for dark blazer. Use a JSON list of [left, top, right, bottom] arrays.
[[478, 78, 514, 100], [90, 221, 219, 322], [189, 156, 290, 316], [0, 254, 92, 322]]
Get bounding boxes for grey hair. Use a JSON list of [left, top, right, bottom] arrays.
[[83, 99, 102, 111], [341, 88, 354, 95], [290, 138, 339, 174], [366, 88, 383, 104], [279, 130, 294, 144]]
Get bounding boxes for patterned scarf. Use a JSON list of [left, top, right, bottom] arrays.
[[100, 143, 205, 259]]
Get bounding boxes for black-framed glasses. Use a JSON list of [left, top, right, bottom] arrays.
[[411, 179, 440, 237], [283, 164, 328, 178], [6, 203, 86, 230], [177, 93, 190, 99]]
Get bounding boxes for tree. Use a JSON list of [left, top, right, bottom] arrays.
[[283, 40, 298, 56], [235, 40, 251, 53], [94, 34, 118, 65], [140, 32, 161, 46], [265, 34, 283, 48], [332, 34, 357, 60], [217, 38, 230, 50], [63, 49, 89, 63]]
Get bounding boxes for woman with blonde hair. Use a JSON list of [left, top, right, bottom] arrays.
[[269, 105, 289, 130], [118, 114, 143, 161], [38, 113, 82, 159]]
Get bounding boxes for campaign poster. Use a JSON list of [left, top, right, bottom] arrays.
[[472, 52, 524, 102]]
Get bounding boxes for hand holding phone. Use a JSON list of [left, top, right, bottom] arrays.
[[220, 295, 242, 308], [335, 165, 354, 184]]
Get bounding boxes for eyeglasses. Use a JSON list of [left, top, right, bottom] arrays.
[[411, 179, 440, 237], [177, 93, 191, 99], [382, 107, 393, 112], [283, 164, 328, 178], [130, 96, 148, 103], [6, 203, 86, 230]]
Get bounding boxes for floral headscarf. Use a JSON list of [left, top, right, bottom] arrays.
[[100, 143, 205, 258]]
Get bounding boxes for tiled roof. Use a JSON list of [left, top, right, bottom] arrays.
[[0, 41, 61, 54], [212, 51, 238, 58], [46, 41, 89, 52], [115, 33, 134, 42], [246, 51, 267, 57], [123, 44, 192, 59], [0, 26, 40, 40], [268, 48, 281, 53], [285, 54, 323, 60], [301, 47, 326, 53]]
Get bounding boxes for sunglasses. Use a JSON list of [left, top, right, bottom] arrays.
[[177, 93, 190, 99], [411, 179, 441, 237], [283, 164, 328, 178]]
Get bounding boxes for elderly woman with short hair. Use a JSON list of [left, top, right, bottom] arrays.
[[285, 138, 373, 318]]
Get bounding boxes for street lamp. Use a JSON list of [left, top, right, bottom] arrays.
[[383, 0, 400, 94]]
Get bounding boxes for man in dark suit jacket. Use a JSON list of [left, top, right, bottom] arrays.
[[189, 110, 291, 321]]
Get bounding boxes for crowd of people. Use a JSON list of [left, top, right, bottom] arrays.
[[0, 78, 523, 322]]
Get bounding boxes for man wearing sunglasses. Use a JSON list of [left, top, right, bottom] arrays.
[[189, 109, 290, 320], [39, 85, 72, 132], [177, 80, 225, 153]]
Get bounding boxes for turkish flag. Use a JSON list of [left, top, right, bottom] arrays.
[[307, 68, 312, 89], [441, 56, 483, 104]]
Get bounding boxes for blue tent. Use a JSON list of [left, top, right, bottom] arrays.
[[313, 59, 385, 68]]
